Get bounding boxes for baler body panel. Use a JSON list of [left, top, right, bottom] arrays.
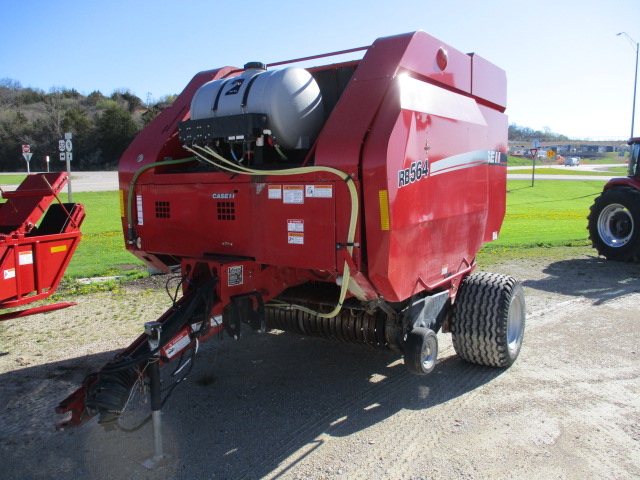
[[132, 176, 338, 271]]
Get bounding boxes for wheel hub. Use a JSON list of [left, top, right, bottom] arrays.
[[598, 203, 633, 247], [507, 294, 524, 356]]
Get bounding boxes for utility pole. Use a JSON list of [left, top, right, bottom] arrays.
[[618, 32, 639, 138]]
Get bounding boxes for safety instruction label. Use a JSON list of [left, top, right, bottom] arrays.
[[305, 185, 333, 198], [287, 219, 304, 232], [3, 268, 15, 280], [283, 185, 304, 204], [163, 330, 191, 359], [19, 251, 33, 265], [136, 195, 144, 225], [288, 232, 304, 245], [268, 185, 282, 199]]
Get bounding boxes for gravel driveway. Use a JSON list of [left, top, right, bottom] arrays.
[[0, 247, 638, 479]]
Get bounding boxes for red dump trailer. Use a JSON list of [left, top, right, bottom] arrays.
[[58, 32, 525, 459], [0, 173, 84, 321]]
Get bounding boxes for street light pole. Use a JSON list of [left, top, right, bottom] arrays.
[[618, 32, 639, 138]]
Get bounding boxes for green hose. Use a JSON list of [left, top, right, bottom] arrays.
[[126, 157, 197, 243]]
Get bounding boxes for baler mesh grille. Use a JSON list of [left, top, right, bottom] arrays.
[[217, 202, 236, 220], [155, 201, 170, 218]]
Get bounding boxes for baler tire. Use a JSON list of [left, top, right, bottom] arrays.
[[587, 187, 640, 262], [404, 327, 438, 375], [451, 273, 525, 368]]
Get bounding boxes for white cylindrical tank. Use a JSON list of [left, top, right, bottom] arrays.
[[190, 65, 324, 150]]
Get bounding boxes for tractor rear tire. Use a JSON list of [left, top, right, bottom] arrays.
[[451, 273, 525, 368], [404, 327, 438, 375], [587, 186, 640, 262]]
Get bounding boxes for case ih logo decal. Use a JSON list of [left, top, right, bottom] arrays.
[[398, 159, 429, 188], [212, 193, 236, 199]]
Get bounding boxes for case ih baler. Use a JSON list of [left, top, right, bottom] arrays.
[[57, 31, 525, 459]]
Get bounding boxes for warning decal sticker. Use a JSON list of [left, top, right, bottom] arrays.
[[268, 185, 282, 199], [136, 195, 144, 225], [19, 251, 33, 265], [3, 268, 15, 280], [287, 219, 304, 232], [283, 185, 304, 204], [163, 330, 191, 359], [288, 232, 304, 245], [305, 185, 333, 198]]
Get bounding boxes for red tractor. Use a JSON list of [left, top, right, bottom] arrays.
[[57, 32, 525, 462], [588, 138, 640, 262]]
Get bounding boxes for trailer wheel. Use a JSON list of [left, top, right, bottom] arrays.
[[452, 273, 525, 368], [587, 186, 640, 262], [404, 327, 438, 375]]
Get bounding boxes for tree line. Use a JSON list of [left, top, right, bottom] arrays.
[[508, 124, 570, 142], [0, 78, 176, 171]]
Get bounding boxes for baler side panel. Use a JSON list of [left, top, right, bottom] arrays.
[[360, 61, 506, 301], [252, 181, 337, 271], [118, 67, 242, 243], [480, 105, 508, 243], [363, 104, 491, 300], [131, 176, 339, 272], [469, 53, 507, 111], [133, 180, 255, 259]]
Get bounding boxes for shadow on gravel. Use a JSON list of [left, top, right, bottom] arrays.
[[522, 256, 640, 305], [0, 329, 504, 480]]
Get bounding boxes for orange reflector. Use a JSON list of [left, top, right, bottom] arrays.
[[119, 190, 125, 218], [378, 190, 390, 230], [51, 245, 67, 254]]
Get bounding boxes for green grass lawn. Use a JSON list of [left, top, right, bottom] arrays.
[[58, 191, 146, 278], [477, 179, 606, 264], [500, 179, 605, 246], [0, 174, 27, 185]]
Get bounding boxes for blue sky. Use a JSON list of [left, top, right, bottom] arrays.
[[1, 0, 639, 140]]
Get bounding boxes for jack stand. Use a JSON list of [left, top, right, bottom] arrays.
[[142, 322, 169, 469]]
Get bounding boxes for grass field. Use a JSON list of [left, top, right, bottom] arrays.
[[497, 179, 604, 247], [58, 191, 145, 278], [476, 179, 605, 265], [0, 174, 27, 185]]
